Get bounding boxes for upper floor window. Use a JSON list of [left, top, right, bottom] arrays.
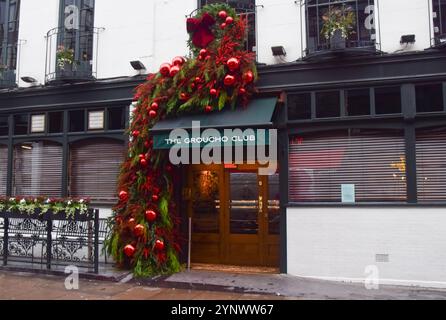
[[200, 0, 256, 53], [0, 0, 20, 88], [432, 0, 446, 45], [305, 0, 376, 55]]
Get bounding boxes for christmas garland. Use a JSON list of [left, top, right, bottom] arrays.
[[0, 196, 90, 218], [106, 3, 258, 277]]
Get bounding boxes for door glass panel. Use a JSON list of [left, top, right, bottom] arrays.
[[268, 173, 280, 235], [192, 171, 220, 233], [229, 172, 258, 235]]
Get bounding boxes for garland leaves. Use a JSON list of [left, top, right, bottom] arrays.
[[106, 3, 258, 277]]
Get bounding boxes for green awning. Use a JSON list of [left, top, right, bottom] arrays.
[[151, 98, 277, 150]]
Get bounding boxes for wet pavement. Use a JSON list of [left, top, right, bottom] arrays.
[[1, 269, 446, 300]]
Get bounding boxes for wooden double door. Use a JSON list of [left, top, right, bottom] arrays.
[[186, 164, 280, 267]]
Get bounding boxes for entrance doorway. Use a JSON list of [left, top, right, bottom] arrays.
[[186, 164, 280, 268]]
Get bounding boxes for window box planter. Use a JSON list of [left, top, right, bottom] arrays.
[[0, 209, 95, 221]]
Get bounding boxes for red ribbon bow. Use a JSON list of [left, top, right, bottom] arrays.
[[186, 12, 216, 49]]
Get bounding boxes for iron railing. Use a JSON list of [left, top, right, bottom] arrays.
[[0, 209, 108, 273], [45, 27, 102, 84]]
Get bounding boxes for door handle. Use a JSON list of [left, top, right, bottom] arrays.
[[258, 196, 263, 214]]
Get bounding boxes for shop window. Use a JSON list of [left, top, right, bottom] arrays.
[[432, 0, 446, 45], [69, 110, 85, 132], [69, 138, 125, 202], [416, 126, 446, 202], [200, 0, 256, 53], [12, 141, 63, 197], [88, 110, 104, 130], [345, 88, 370, 116], [14, 114, 28, 135], [0, 0, 20, 88], [416, 83, 444, 113], [30, 114, 46, 133], [288, 93, 312, 120], [316, 91, 340, 118], [375, 86, 402, 115], [108, 106, 126, 130], [0, 145, 7, 195], [0, 116, 8, 136], [289, 130, 407, 203], [49, 111, 64, 133], [305, 0, 376, 54]]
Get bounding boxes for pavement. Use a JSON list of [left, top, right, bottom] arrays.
[[1, 269, 446, 300]]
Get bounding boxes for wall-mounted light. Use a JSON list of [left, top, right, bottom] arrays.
[[271, 46, 286, 57], [21, 76, 38, 84], [130, 60, 146, 71], [400, 34, 416, 45]]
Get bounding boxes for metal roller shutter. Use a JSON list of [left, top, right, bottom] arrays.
[[416, 127, 446, 202], [0, 145, 7, 196], [289, 130, 407, 203], [69, 138, 125, 202], [12, 141, 63, 197]]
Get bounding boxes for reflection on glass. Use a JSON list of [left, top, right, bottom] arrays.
[[230, 172, 258, 235], [192, 171, 220, 233], [268, 173, 280, 235]]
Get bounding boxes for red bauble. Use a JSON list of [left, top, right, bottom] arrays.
[[132, 130, 140, 138], [134, 224, 145, 237], [140, 158, 148, 166], [180, 93, 189, 101], [227, 57, 240, 71], [115, 216, 123, 224], [152, 194, 159, 202], [144, 140, 150, 148], [170, 65, 180, 77], [128, 218, 136, 226], [210, 88, 218, 97], [205, 105, 213, 113], [155, 240, 165, 251], [191, 83, 196, 90], [195, 77, 202, 83], [239, 87, 247, 95], [151, 102, 159, 111], [149, 110, 157, 119], [159, 63, 171, 76], [124, 244, 136, 258], [220, 23, 227, 30], [199, 49, 208, 57], [171, 56, 185, 66], [226, 16, 234, 25], [145, 210, 157, 222], [244, 71, 254, 83], [218, 10, 228, 20], [119, 191, 128, 201], [224, 75, 236, 86]]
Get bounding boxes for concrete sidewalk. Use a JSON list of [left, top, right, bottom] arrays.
[[162, 270, 446, 300]]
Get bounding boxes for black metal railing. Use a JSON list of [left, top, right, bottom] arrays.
[[45, 27, 102, 84], [1, 209, 105, 273]]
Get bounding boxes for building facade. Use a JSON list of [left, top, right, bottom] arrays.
[[1, 0, 446, 287]]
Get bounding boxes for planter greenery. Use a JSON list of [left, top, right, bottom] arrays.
[[0, 196, 90, 219], [56, 45, 75, 71], [321, 5, 356, 48]]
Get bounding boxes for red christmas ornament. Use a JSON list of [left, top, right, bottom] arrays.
[[145, 210, 157, 222], [132, 130, 140, 138], [244, 71, 254, 83], [159, 63, 171, 76], [128, 218, 136, 226], [224, 75, 236, 86], [191, 83, 196, 90], [218, 10, 228, 20], [170, 65, 180, 77], [195, 77, 202, 83], [140, 158, 148, 167], [155, 240, 165, 251], [227, 57, 240, 71], [210, 88, 218, 97], [134, 224, 145, 237], [119, 191, 129, 201], [205, 105, 213, 113], [220, 23, 227, 30], [124, 244, 136, 258], [171, 56, 185, 66], [180, 93, 189, 101], [226, 16, 234, 25], [149, 110, 157, 119], [115, 216, 123, 224], [151, 102, 159, 111], [199, 49, 208, 57], [239, 87, 247, 95], [152, 194, 159, 202]]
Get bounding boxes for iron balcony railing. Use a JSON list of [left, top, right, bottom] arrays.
[[45, 27, 102, 84]]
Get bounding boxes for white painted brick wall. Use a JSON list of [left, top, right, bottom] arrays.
[[287, 207, 446, 288]]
